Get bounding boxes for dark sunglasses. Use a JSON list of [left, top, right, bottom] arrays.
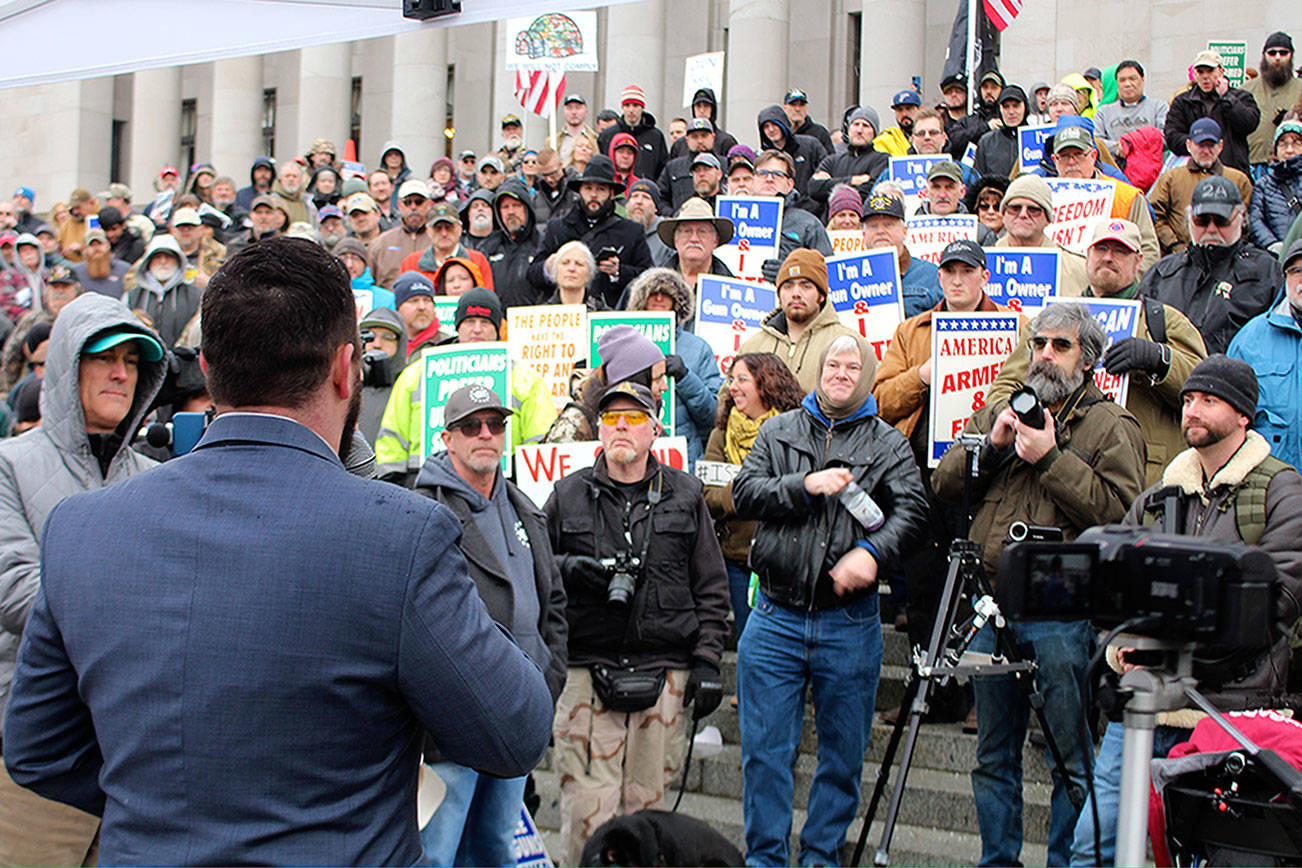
[[1192, 213, 1232, 228], [1030, 336, 1075, 353], [448, 417, 506, 436]]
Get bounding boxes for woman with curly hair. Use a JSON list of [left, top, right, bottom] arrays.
[[702, 352, 803, 636]]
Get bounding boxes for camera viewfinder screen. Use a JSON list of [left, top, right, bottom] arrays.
[[1026, 550, 1093, 617]]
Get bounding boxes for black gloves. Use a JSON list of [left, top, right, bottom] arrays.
[[664, 353, 688, 380], [761, 258, 781, 283], [1102, 337, 1170, 380], [684, 661, 723, 720], [558, 554, 607, 593]]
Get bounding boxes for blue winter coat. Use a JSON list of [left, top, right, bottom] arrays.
[[901, 254, 943, 319], [1227, 298, 1302, 472], [1249, 154, 1302, 250], [674, 325, 725, 469]]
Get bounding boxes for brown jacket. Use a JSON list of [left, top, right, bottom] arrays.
[[1148, 160, 1253, 255], [737, 299, 863, 393], [872, 295, 1020, 439], [702, 427, 757, 564], [987, 292, 1207, 487], [366, 223, 431, 290], [932, 380, 1147, 578]]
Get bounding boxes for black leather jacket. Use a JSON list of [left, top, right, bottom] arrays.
[[733, 396, 928, 610]]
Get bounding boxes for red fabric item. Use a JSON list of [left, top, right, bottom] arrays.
[[607, 132, 642, 196], [397, 248, 494, 294], [1119, 126, 1165, 193], [405, 321, 441, 357], [1149, 710, 1302, 866]]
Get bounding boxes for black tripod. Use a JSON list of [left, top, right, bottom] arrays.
[[850, 435, 1085, 866]]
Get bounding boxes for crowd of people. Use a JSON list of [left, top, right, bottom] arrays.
[[2, 28, 1302, 868]]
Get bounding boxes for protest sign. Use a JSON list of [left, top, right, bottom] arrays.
[[683, 52, 725, 107], [695, 274, 777, 376], [505, 11, 599, 72], [353, 288, 374, 322], [694, 460, 741, 487], [588, 311, 676, 432], [829, 229, 867, 255], [961, 141, 978, 168], [826, 247, 904, 363], [905, 214, 978, 265], [889, 154, 946, 213], [1047, 296, 1140, 406], [513, 806, 553, 867], [434, 297, 459, 332], [508, 304, 586, 411], [420, 343, 512, 468], [1045, 177, 1115, 254], [1017, 124, 1055, 174], [1209, 40, 1247, 88], [983, 247, 1060, 311], [514, 437, 690, 507], [715, 196, 784, 280], [928, 312, 1021, 466]]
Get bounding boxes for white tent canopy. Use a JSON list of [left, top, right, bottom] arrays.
[[0, 0, 627, 90]]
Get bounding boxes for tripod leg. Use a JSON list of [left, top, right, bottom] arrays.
[[850, 675, 919, 866]]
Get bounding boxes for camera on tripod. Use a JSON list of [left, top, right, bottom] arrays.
[[598, 553, 642, 609], [996, 525, 1278, 650]]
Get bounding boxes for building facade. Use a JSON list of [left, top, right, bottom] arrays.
[[1, 0, 1298, 210]]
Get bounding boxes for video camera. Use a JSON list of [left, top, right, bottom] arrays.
[[359, 328, 398, 388], [996, 525, 1277, 651]]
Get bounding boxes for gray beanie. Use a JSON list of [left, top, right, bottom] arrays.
[[849, 106, 881, 137], [1180, 354, 1258, 419], [598, 325, 665, 385], [1001, 174, 1054, 216]]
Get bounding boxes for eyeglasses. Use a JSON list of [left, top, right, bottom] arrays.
[[754, 169, 791, 179], [1192, 213, 1233, 228], [600, 409, 653, 427], [448, 417, 506, 436], [400, 196, 428, 207], [1004, 203, 1045, 217], [977, 201, 1001, 212], [1285, 265, 1302, 278], [1030, 336, 1076, 353], [913, 128, 944, 138]]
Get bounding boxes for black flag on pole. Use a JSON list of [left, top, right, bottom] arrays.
[[941, 0, 999, 86]]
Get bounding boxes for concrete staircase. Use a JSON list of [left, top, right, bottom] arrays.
[[532, 626, 1054, 866]]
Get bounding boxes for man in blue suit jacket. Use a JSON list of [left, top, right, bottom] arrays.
[[2, 236, 554, 867]]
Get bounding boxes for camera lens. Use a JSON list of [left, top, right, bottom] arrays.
[[607, 572, 635, 609]]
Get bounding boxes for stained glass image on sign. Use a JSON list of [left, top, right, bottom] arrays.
[[514, 13, 584, 59]]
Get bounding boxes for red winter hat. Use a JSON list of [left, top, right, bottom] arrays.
[[620, 85, 647, 107]]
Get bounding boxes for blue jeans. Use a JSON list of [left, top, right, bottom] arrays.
[[1068, 720, 1190, 867], [738, 590, 883, 867], [727, 559, 752, 638], [419, 762, 525, 867], [970, 620, 1095, 867]]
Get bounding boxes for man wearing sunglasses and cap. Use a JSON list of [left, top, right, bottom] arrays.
[[1139, 175, 1281, 354], [412, 383, 567, 867], [0, 294, 168, 865], [545, 380, 729, 866]]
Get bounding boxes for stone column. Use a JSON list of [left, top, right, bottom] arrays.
[[390, 28, 448, 176], [294, 43, 352, 161], [602, 0, 667, 119], [207, 56, 266, 176], [860, 0, 925, 117], [725, 0, 790, 138], [128, 67, 182, 197]]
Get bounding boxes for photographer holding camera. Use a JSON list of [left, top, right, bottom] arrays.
[[932, 303, 1148, 867], [1067, 354, 1302, 866], [544, 381, 730, 867]]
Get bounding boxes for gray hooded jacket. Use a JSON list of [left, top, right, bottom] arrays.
[[0, 293, 168, 716]]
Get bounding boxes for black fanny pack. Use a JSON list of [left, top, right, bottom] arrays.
[[590, 664, 666, 712]]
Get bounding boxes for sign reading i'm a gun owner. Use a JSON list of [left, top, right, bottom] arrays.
[[695, 274, 777, 376], [826, 247, 904, 363], [714, 196, 783, 281], [928, 312, 1021, 466]]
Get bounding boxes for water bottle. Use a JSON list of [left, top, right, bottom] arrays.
[[838, 480, 885, 531]]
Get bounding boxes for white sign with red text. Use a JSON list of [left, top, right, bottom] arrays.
[[905, 214, 979, 265], [1045, 177, 1116, 255], [928, 312, 1022, 467], [514, 437, 691, 507], [695, 274, 777, 376], [507, 304, 586, 411]]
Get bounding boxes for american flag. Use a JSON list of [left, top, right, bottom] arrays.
[[982, 0, 1022, 31], [514, 70, 565, 118]]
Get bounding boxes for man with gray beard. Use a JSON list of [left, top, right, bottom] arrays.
[[932, 303, 1147, 867]]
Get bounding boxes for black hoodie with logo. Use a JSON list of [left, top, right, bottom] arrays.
[[478, 178, 543, 308]]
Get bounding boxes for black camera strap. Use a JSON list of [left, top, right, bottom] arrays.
[[589, 469, 662, 590]]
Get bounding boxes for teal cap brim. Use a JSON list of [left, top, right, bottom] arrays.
[[83, 328, 165, 363]]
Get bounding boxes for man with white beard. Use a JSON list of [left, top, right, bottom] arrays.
[[459, 190, 495, 251], [122, 235, 202, 346]]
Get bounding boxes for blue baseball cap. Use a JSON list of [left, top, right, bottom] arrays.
[[83, 326, 165, 363], [1189, 118, 1223, 144], [12, 186, 34, 202], [892, 89, 923, 107]]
